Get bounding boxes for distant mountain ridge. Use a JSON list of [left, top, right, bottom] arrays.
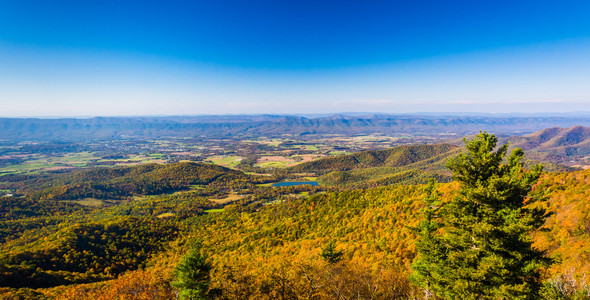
[[3, 114, 590, 141], [512, 125, 590, 149], [506, 125, 590, 166]]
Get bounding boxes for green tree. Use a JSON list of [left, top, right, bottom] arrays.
[[321, 240, 344, 264], [410, 179, 443, 300], [412, 132, 550, 299], [173, 246, 212, 300]]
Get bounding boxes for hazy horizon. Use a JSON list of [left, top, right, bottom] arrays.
[[4, 111, 590, 120]]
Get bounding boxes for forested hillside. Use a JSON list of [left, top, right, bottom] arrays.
[[291, 143, 568, 188], [508, 125, 590, 166], [291, 143, 458, 174], [289, 144, 457, 188], [0, 162, 257, 200], [2, 167, 590, 298]]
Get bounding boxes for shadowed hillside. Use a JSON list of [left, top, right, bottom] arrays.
[[290, 144, 459, 187], [290, 143, 458, 174], [0, 162, 253, 200], [507, 126, 590, 167], [293, 142, 571, 188], [513, 126, 590, 148]]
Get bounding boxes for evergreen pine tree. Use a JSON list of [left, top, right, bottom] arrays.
[[410, 179, 444, 300], [412, 132, 550, 299], [321, 240, 344, 264], [173, 245, 213, 300]]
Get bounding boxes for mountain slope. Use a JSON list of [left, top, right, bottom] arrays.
[[512, 125, 590, 149], [290, 144, 458, 174], [2, 163, 590, 297], [290, 143, 459, 188], [507, 126, 590, 167], [293, 141, 570, 188], [0, 162, 251, 200]]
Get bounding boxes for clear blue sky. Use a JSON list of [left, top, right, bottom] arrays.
[[1, 0, 589, 116]]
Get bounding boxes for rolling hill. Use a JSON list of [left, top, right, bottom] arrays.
[[290, 143, 460, 187], [291, 141, 572, 188], [505, 125, 590, 167], [290, 143, 459, 174], [0, 162, 252, 200]]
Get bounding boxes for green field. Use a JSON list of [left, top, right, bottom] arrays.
[[0, 151, 102, 174], [209, 193, 243, 204], [69, 198, 108, 207], [242, 138, 283, 146], [0, 161, 59, 174], [256, 161, 288, 168], [328, 151, 351, 156], [156, 212, 175, 218], [55, 151, 99, 164], [205, 155, 243, 168]]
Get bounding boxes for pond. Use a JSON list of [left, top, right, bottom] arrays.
[[272, 181, 319, 187]]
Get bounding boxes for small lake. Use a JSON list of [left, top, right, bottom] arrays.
[[272, 181, 319, 187]]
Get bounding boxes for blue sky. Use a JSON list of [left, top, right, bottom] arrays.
[[1, 0, 589, 116]]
